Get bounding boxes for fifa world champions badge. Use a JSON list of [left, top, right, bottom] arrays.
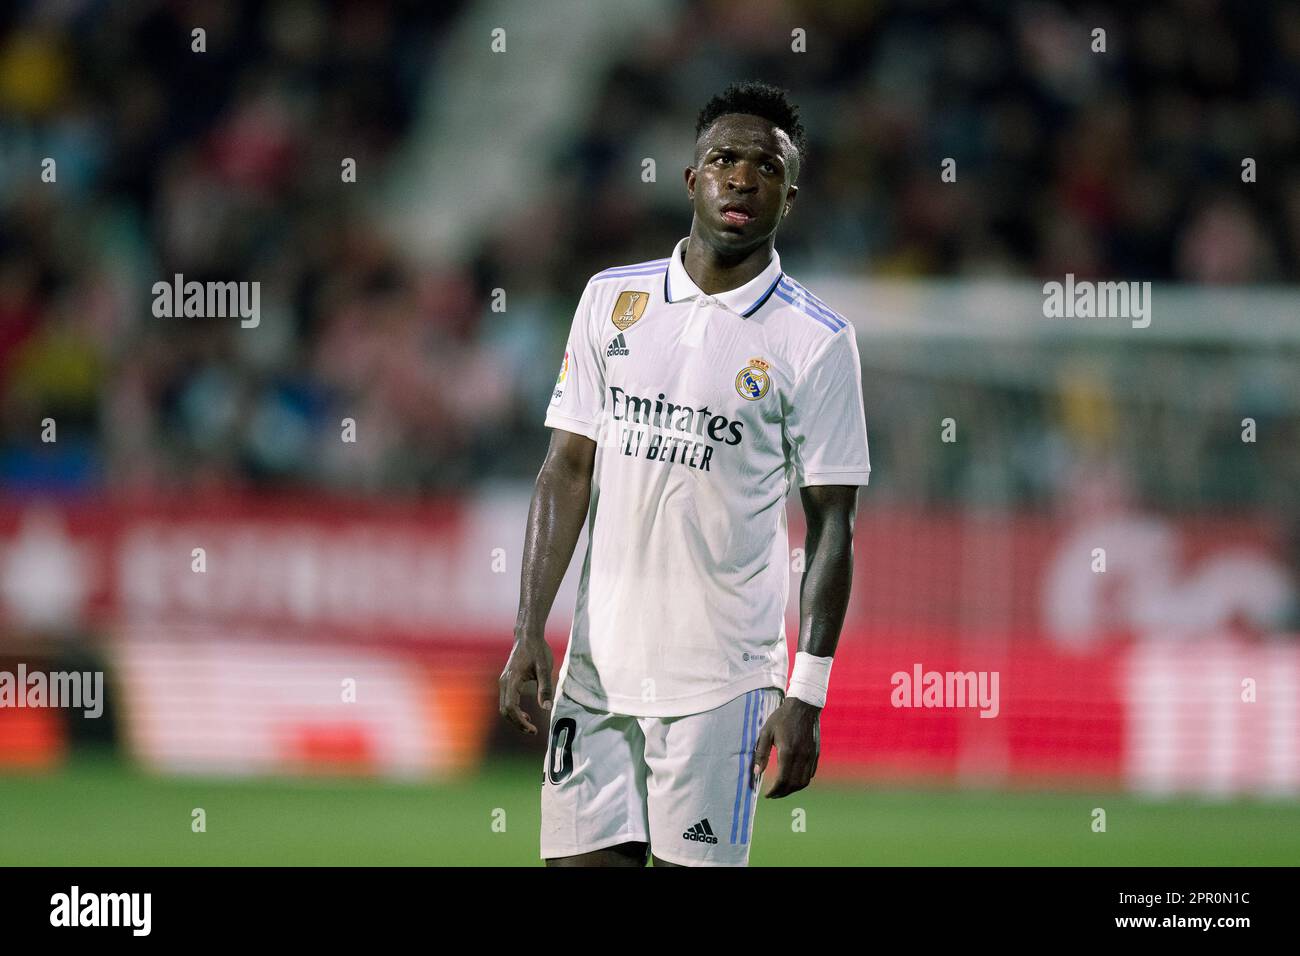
[[735, 357, 771, 400], [612, 290, 649, 330]]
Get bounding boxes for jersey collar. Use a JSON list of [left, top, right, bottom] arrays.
[[663, 237, 784, 318]]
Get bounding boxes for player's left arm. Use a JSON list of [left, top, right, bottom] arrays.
[[751, 483, 858, 798]]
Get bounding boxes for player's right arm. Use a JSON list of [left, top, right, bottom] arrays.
[[500, 279, 605, 734], [498, 429, 596, 734]]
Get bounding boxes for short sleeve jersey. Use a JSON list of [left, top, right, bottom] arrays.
[[545, 237, 870, 717]]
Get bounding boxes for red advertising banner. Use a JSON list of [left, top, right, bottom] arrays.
[[0, 494, 1294, 791], [0, 495, 1289, 646]]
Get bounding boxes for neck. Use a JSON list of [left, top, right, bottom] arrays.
[[682, 226, 773, 295]]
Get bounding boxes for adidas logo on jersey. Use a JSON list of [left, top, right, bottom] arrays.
[[682, 819, 718, 844], [606, 333, 630, 357]]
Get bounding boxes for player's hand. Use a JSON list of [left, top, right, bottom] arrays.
[[498, 634, 555, 735], [750, 696, 820, 798]]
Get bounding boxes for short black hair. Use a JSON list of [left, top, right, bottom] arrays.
[[695, 81, 806, 176]]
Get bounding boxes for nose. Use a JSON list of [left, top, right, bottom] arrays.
[[726, 162, 759, 193]]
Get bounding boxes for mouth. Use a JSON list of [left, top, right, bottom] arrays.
[[720, 203, 755, 226]]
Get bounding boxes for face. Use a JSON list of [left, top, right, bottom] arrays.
[[686, 113, 798, 254]]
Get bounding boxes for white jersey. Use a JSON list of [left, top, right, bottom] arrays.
[[544, 237, 870, 717]]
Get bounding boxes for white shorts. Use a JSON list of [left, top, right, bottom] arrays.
[[540, 686, 783, 866]]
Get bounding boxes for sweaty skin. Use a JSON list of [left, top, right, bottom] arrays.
[[499, 429, 594, 737], [683, 112, 799, 293], [749, 484, 857, 800], [502, 111, 859, 867]]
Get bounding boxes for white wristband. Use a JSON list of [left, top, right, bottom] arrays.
[[787, 651, 833, 708]]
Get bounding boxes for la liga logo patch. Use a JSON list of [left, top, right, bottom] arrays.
[[551, 347, 570, 405]]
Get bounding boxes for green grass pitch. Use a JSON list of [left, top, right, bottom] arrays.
[[2, 753, 1296, 865]]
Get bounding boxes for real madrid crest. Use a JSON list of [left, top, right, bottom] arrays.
[[735, 357, 771, 401], [612, 290, 649, 330]]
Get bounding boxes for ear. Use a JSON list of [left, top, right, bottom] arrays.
[[782, 183, 798, 220], [685, 166, 696, 202]]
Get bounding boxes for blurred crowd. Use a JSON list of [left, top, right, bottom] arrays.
[[0, 0, 1297, 505]]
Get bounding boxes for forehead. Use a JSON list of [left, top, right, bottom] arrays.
[[697, 113, 795, 159]]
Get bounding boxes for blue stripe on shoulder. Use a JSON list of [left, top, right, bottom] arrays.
[[592, 258, 670, 281], [774, 285, 845, 333], [777, 278, 847, 330], [783, 277, 843, 318]]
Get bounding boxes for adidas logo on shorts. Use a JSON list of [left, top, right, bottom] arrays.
[[682, 819, 718, 844], [605, 333, 630, 357]]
